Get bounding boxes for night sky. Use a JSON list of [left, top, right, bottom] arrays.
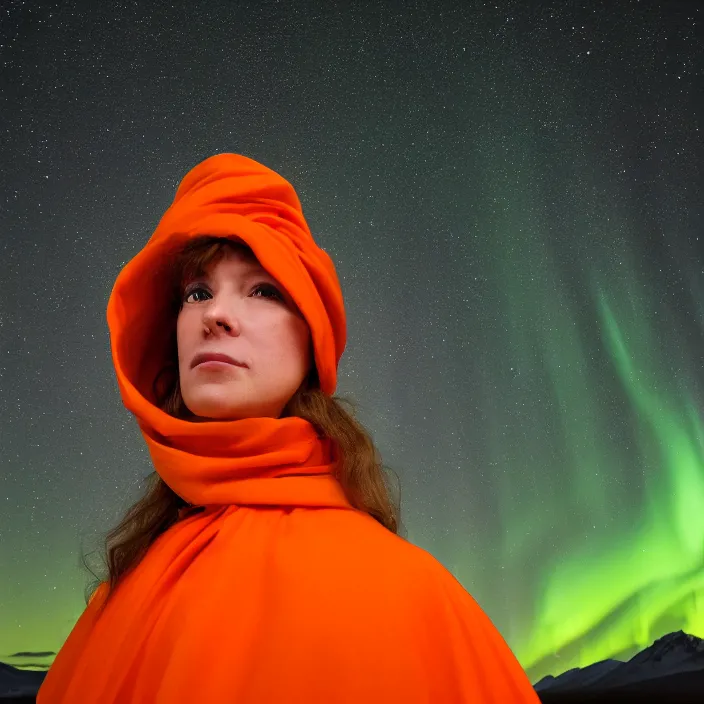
[[2, 0, 702, 686]]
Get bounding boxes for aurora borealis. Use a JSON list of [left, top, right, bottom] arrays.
[[1, 0, 701, 686]]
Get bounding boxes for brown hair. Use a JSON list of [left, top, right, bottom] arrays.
[[81, 235, 405, 611]]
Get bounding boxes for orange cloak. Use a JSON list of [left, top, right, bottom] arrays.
[[37, 154, 540, 703]]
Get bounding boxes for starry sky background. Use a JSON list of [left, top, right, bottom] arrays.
[[1, 0, 702, 686]]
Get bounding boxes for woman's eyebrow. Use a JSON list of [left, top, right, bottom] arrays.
[[191, 265, 272, 282], [239, 261, 269, 276]]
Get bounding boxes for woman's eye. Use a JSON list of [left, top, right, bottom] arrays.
[[251, 283, 283, 300], [183, 286, 209, 304], [183, 283, 283, 304]]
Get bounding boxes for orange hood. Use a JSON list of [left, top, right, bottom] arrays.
[[104, 152, 351, 509]]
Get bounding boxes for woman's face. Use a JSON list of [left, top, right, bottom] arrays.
[[176, 249, 312, 421]]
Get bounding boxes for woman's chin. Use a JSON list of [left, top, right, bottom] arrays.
[[183, 398, 241, 421]]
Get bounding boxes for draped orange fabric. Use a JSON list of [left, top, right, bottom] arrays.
[[37, 154, 540, 703]]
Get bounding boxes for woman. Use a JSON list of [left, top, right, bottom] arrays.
[[37, 153, 540, 703]]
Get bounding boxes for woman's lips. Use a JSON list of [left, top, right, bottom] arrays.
[[191, 352, 248, 368], [195, 360, 245, 369]]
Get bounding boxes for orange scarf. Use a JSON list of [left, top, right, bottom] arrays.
[[37, 154, 540, 703]]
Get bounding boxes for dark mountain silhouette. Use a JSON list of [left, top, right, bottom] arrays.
[[0, 661, 47, 699], [534, 630, 704, 703], [2, 631, 703, 702]]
